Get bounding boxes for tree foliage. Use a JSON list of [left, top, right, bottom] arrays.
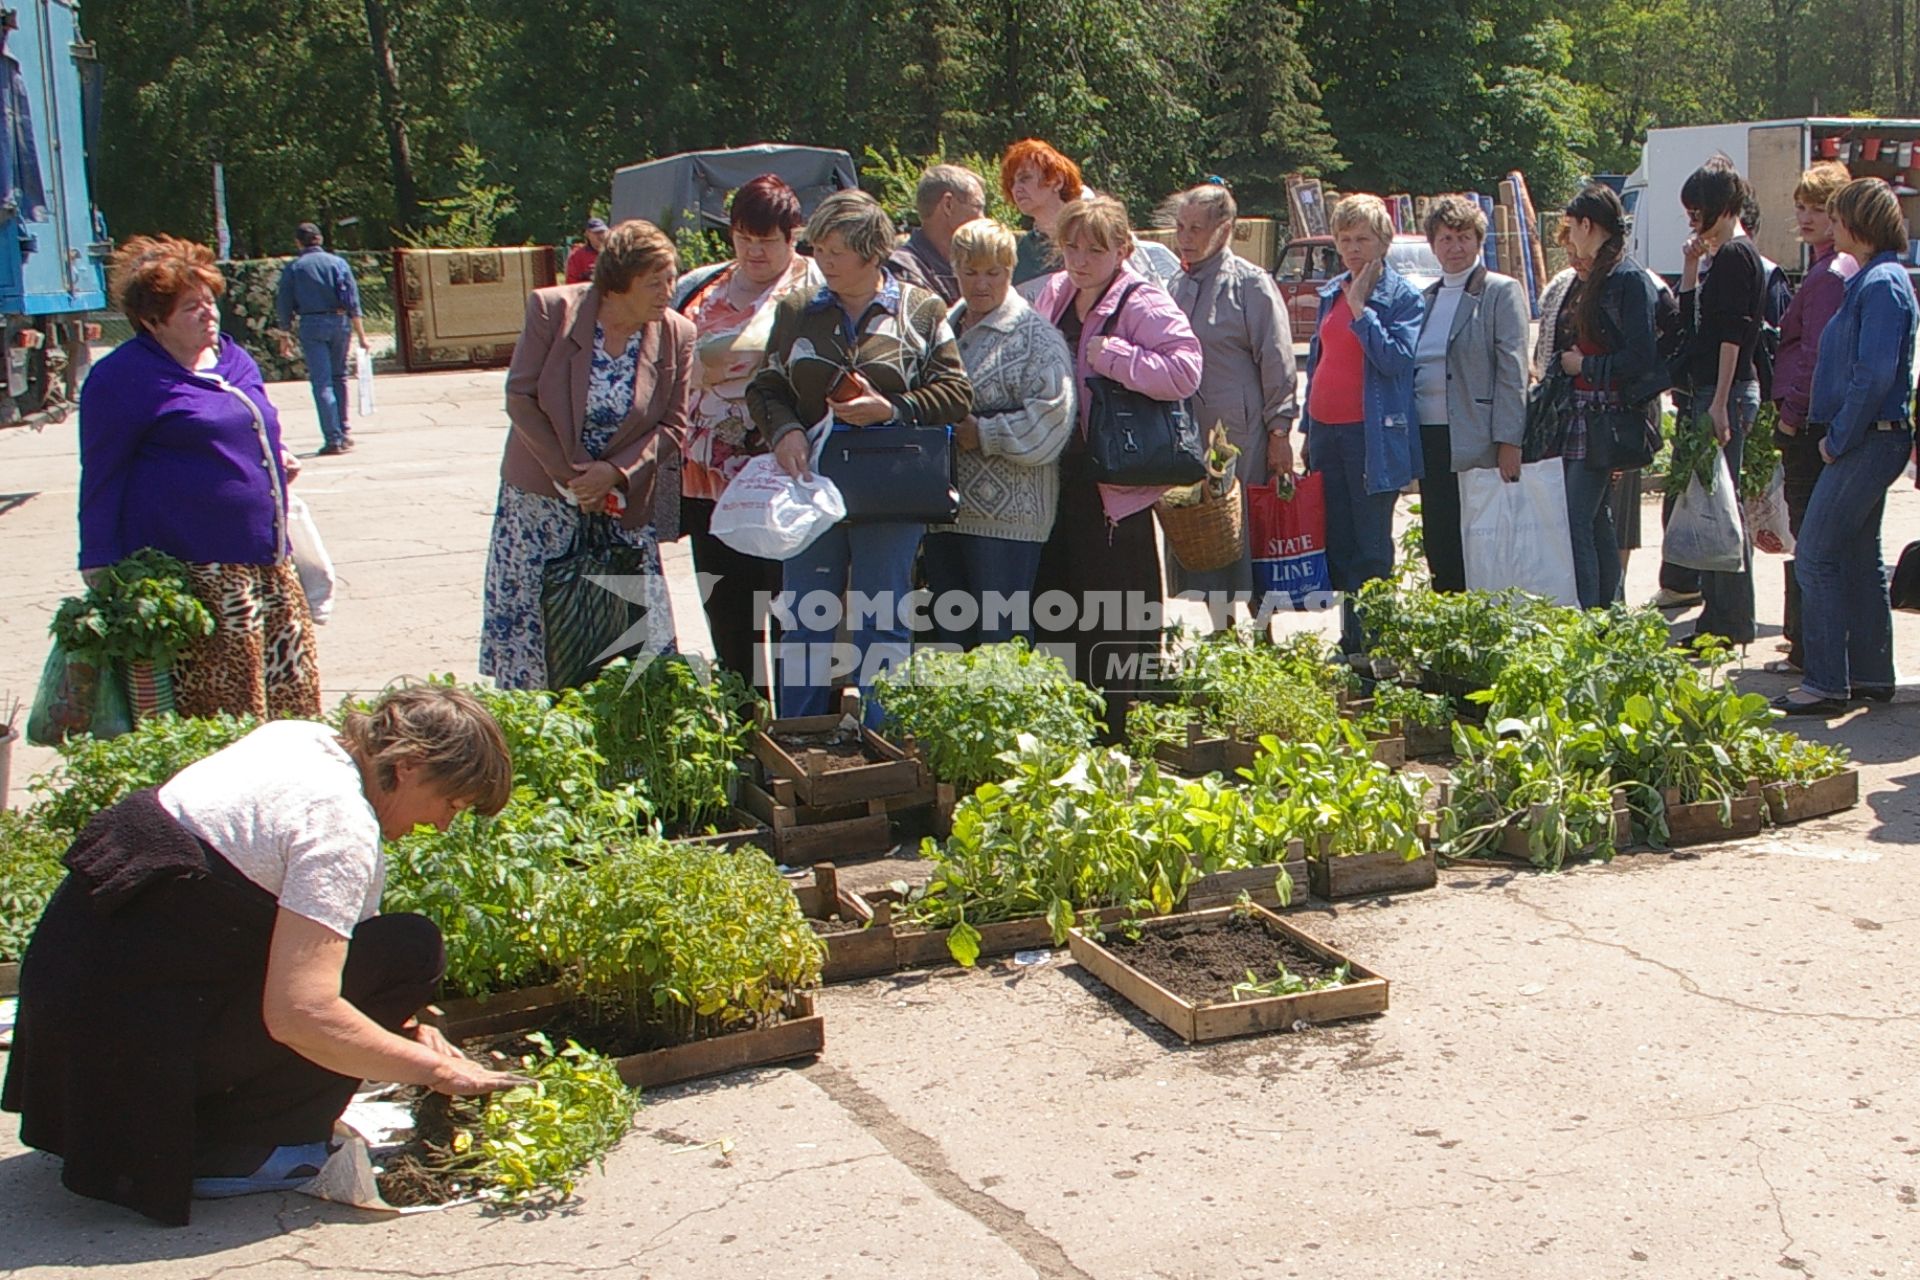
[[85, 0, 1920, 250]]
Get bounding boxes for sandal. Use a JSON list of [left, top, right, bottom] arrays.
[[1769, 691, 1847, 717], [1762, 659, 1801, 675]]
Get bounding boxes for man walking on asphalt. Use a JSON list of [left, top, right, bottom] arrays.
[[276, 222, 369, 456]]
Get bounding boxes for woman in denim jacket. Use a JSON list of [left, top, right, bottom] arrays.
[[1297, 193, 1423, 653], [1774, 179, 1919, 715]]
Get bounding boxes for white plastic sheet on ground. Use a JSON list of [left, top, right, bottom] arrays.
[[298, 1089, 485, 1214], [1459, 461, 1579, 605]]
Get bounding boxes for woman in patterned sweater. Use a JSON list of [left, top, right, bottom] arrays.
[[923, 218, 1074, 648]]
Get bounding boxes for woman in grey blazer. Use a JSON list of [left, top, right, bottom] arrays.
[[1411, 196, 1531, 592]]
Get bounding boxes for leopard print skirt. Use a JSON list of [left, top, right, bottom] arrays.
[[172, 559, 322, 719]]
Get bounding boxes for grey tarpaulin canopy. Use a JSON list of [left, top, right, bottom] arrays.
[[610, 144, 859, 237]]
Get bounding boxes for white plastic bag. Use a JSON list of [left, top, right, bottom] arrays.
[[1664, 453, 1745, 572], [287, 493, 337, 624], [1459, 461, 1579, 606], [355, 347, 375, 416], [1744, 462, 1794, 555], [710, 415, 844, 560]]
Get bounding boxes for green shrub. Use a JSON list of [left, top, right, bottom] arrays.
[[30, 713, 259, 838], [0, 809, 68, 962]]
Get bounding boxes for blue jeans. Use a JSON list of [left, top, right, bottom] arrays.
[[299, 317, 352, 446], [1563, 457, 1619, 609], [921, 531, 1046, 649], [775, 520, 925, 724], [1795, 427, 1911, 699], [1311, 422, 1398, 652]]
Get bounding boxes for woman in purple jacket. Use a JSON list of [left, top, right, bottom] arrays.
[[77, 236, 319, 719], [1030, 196, 1203, 733]]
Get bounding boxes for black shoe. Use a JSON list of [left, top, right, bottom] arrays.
[[316, 439, 352, 456], [1851, 684, 1896, 703], [1770, 691, 1847, 717]]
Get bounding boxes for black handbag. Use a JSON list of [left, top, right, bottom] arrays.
[[1522, 371, 1574, 462], [816, 425, 959, 523], [1083, 282, 1208, 486], [1583, 404, 1661, 471], [541, 511, 654, 691]]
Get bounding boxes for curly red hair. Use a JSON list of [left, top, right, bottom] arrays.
[[999, 139, 1083, 205], [110, 235, 224, 332]]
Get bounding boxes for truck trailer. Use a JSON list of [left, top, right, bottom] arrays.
[[1622, 118, 1920, 282]]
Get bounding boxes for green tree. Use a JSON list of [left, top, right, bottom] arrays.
[[1199, 0, 1342, 209]]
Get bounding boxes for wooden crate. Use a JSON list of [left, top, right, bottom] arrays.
[[748, 713, 926, 809], [1492, 799, 1634, 863], [1183, 856, 1312, 910], [1664, 780, 1766, 846], [737, 779, 896, 864], [676, 817, 772, 854], [1762, 769, 1860, 825], [1404, 722, 1455, 759], [425, 987, 823, 1089], [1154, 715, 1234, 776], [892, 904, 1141, 969], [1068, 905, 1389, 1043], [1308, 827, 1437, 898], [0, 960, 17, 998], [796, 864, 898, 982]]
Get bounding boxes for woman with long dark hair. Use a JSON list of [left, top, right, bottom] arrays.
[[1555, 184, 1667, 608]]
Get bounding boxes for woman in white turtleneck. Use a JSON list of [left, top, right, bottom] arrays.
[[1411, 196, 1531, 592]]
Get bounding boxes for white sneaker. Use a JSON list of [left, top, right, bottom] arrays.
[[1650, 588, 1703, 608]]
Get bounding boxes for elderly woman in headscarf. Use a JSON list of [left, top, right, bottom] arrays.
[[1162, 180, 1297, 606]]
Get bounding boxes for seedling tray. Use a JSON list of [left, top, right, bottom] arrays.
[[1068, 905, 1389, 1044], [750, 713, 926, 808], [426, 988, 823, 1089], [1308, 846, 1437, 899], [1153, 713, 1235, 776], [677, 816, 773, 854], [1491, 798, 1634, 863], [737, 779, 895, 864], [1663, 780, 1766, 846], [1184, 847, 1312, 911], [794, 863, 897, 982], [1762, 769, 1860, 825], [890, 903, 1141, 969], [1402, 723, 1455, 759]]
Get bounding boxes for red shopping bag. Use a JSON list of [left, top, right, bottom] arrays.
[[1249, 473, 1331, 600]]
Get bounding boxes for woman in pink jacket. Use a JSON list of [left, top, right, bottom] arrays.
[[1030, 196, 1203, 733]]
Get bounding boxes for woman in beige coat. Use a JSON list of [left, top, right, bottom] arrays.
[[1163, 182, 1298, 602], [479, 220, 693, 689]]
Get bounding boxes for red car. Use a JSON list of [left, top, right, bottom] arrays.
[[1272, 235, 1444, 343]]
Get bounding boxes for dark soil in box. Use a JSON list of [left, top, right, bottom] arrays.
[[771, 727, 881, 771], [808, 911, 868, 937], [1106, 913, 1345, 1007]]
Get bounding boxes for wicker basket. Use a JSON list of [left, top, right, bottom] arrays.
[[1156, 476, 1246, 573]]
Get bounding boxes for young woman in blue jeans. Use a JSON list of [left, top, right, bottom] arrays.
[[1774, 179, 1919, 715]]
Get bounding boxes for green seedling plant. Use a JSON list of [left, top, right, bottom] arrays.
[[1357, 684, 1454, 738], [28, 712, 259, 837], [1171, 628, 1346, 743], [1230, 960, 1352, 1001], [1736, 730, 1851, 786], [1438, 707, 1620, 871], [1239, 724, 1431, 861], [580, 657, 756, 836], [874, 640, 1103, 792], [0, 808, 67, 962]]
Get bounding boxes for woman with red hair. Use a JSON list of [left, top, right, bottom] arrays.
[[77, 235, 320, 718], [1002, 139, 1085, 287]]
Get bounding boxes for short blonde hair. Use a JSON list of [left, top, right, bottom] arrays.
[[949, 218, 1016, 271], [1056, 196, 1133, 256], [806, 190, 895, 265], [1794, 161, 1852, 211], [1830, 178, 1910, 256], [592, 220, 677, 295], [1423, 195, 1487, 243], [1331, 194, 1394, 246], [340, 684, 513, 815]]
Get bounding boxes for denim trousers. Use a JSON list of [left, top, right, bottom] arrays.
[[298, 316, 352, 446], [1776, 427, 1828, 667], [1563, 456, 1620, 609], [921, 531, 1046, 649], [776, 520, 925, 724], [1794, 427, 1912, 699], [1310, 422, 1399, 652]]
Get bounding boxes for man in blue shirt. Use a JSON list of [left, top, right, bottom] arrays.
[[274, 222, 369, 455]]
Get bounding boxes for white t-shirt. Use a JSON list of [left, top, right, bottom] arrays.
[[159, 720, 384, 938]]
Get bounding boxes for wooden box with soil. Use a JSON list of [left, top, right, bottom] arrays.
[[1067, 905, 1389, 1044], [875, 891, 1144, 968], [737, 776, 896, 863], [1762, 768, 1860, 825], [1663, 780, 1766, 846], [1183, 841, 1313, 911], [795, 863, 897, 982], [1153, 713, 1235, 777], [749, 712, 927, 809], [1307, 828, 1438, 899], [1489, 796, 1635, 862], [422, 990, 824, 1090]]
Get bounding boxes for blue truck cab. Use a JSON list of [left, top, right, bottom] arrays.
[[0, 0, 106, 428]]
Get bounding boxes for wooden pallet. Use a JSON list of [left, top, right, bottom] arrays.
[[1069, 905, 1389, 1043]]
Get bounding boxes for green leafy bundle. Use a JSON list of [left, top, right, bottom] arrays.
[[1480, 604, 1697, 724], [1736, 731, 1850, 787], [467, 1034, 638, 1202], [579, 657, 757, 836], [29, 712, 259, 838], [0, 809, 68, 962], [1439, 707, 1620, 870], [1357, 684, 1454, 736], [543, 836, 823, 1043], [1667, 421, 1721, 494], [50, 550, 214, 667], [873, 640, 1103, 792]]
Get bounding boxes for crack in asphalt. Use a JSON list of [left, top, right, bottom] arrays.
[[802, 1060, 1091, 1280], [1744, 1138, 1810, 1275], [1506, 887, 1920, 1025]]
